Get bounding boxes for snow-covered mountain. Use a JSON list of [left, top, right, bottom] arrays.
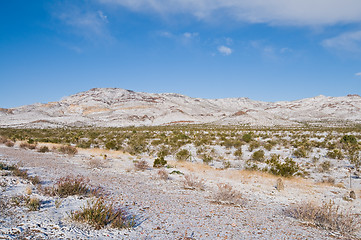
[[1, 88, 360, 128]]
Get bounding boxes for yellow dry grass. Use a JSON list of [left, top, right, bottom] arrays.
[[170, 160, 316, 191], [77, 147, 130, 159]]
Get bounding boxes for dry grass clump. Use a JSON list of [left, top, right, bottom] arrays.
[[212, 183, 243, 205], [0, 136, 8, 144], [0, 162, 40, 185], [157, 169, 169, 180], [88, 158, 105, 169], [57, 145, 78, 156], [70, 197, 135, 230], [5, 140, 14, 147], [48, 175, 94, 198], [10, 195, 41, 211], [20, 142, 37, 150], [182, 174, 205, 190], [286, 200, 360, 235], [38, 146, 50, 153], [134, 160, 149, 171], [27, 197, 41, 211]]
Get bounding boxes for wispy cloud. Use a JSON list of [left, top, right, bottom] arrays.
[[218, 45, 232, 56], [53, 3, 112, 42], [355, 72, 361, 76], [98, 0, 361, 26], [322, 30, 361, 52]]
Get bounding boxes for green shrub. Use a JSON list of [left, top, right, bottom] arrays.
[[242, 133, 253, 143], [176, 149, 190, 161], [153, 156, 167, 168], [326, 149, 343, 160], [201, 154, 213, 164], [251, 150, 265, 162], [248, 141, 260, 152], [267, 157, 301, 177], [293, 147, 307, 158], [340, 135, 357, 145], [234, 147, 242, 157]]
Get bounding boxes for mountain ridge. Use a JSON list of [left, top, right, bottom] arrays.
[[1, 88, 360, 128]]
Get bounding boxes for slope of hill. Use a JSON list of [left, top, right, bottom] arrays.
[[1, 88, 360, 128]]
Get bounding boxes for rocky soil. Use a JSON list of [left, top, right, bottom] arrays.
[[0, 145, 360, 239]]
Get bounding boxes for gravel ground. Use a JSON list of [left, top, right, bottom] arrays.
[[0, 145, 358, 240]]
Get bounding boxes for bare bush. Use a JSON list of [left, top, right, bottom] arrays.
[[286, 200, 360, 235], [5, 141, 14, 147], [57, 145, 78, 156], [134, 160, 149, 171], [182, 174, 205, 190], [20, 142, 37, 150], [157, 169, 169, 180], [212, 183, 243, 205], [38, 146, 50, 153]]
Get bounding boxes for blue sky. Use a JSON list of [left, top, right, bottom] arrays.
[[1, 0, 361, 108]]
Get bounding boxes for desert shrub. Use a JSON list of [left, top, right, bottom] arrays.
[[340, 135, 357, 145], [200, 154, 213, 164], [326, 149, 343, 160], [58, 145, 78, 156], [234, 147, 242, 158], [293, 147, 307, 158], [70, 197, 135, 230], [319, 161, 332, 172], [5, 140, 14, 147], [242, 133, 253, 143], [38, 146, 50, 153], [267, 156, 301, 177], [157, 169, 168, 180], [20, 142, 37, 150], [251, 150, 265, 162], [248, 141, 260, 152], [153, 156, 167, 168], [176, 149, 190, 161], [183, 174, 205, 190], [134, 160, 149, 171], [105, 140, 117, 150], [27, 197, 41, 211], [0, 136, 8, 144], [286, 200, 360, 235], [213, 183, 242, 205], [51, 175, 92, 198]]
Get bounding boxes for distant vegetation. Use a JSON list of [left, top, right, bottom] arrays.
[[0, 125, 360, 177]]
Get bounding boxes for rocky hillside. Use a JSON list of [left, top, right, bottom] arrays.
[[0, 88, 360, 128]]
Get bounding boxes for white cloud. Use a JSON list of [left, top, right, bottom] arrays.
[[355, 72, 361, 76], [54, 4, 111, 41], [183, 32, 199, 38], [98, 0, 361, 26], [322, 30, 361, 52], [218, 45, 232, 55]]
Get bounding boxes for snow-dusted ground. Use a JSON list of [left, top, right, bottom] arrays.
[[0, 144, 360, 239]]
